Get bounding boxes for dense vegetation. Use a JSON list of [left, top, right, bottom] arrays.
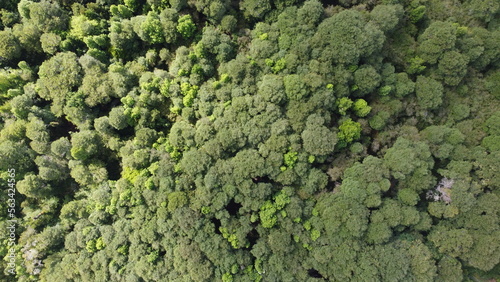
[[0, 0, 499, 280]]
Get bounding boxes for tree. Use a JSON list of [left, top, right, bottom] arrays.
[[179, 148, 212, 178], [283, 74, 309, 101], [312, 10, 384, 66], [428, 226, 473, 258], [159, 8, 178, 44], [436, 257, 463, 282], [337, 97, 353, 116], [257, 75, 286, 105], [109, 4, 133, 18], [485, 70, 500, 99], [301, 116, 337, 156], [27, 0, 68, 33], [384, 137, 434, 192], [457, 194, 500, 271], [240, 0, 271, 19], [438, 51, 469, 86], [168, 120, 196, 149], [229, 149, 266, 185], [418, 21, 457, 64], [457, 32, 484, 65], [0, 140, 35, 176], [337, 118, 361, 148], [36, 52, 82, 116], [341, 156, 390, 208], [14, 23, 43, 56], [415, 76, 443, 110], [17, 173, 52, 198], [108, 106, 129, 130], [177, 15, 196, 38], [191, 0, 228, 22], [70, 130, 100, 161], [78, 54, 113, 107], [3, 1, 500, 280], [315, 193, 369, 239], [169, 0, 186, 11], [25, 116, 50, 154], [109, 19, 139, 59], [0, 28, 21, 62], [471, 28, 500, 70], [220, 15, 237, 33], [421, 125, 464, 160], [484, 111, 500, 136], [70, 14, 100, 40], [352, 99, 371, 117], [369, 4, 403, 33], [51, 137, 71, 159], [40, 33, 61, 54], [140, 11, 164, 44], [35, 154, 69, 181], [297, 0, 323, 26], [394, 73, 415, 98], [10, 91, 33, 118], [353, 65, 381, 96], [69, 160, 108, 186], [463, 0, 500, 23], [473, 149, 500, 189]]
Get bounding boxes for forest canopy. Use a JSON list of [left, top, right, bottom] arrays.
[[0, 0, 499, 281]]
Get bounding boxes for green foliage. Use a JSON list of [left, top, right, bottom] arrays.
[[259, 191, 290, 228], [284, 74, 308, 100], [438, 51, 469, 86], [259, 200, 277, 228], [177, 15, 196, 38], [110, 5, 133, 18], [222, 272, 233, 282], [398, 189, 419, 206], [40, 33, 61, 54], [313, 10, 384, 66], [394, 73, 415, 97], [429, 226, 474, 258], [384, 137, 434, 192], [353, 65, 381, 96], [17, 173, 52, 198], [109, 19, 139, 59], [0, 28, 21, 62], [464, 0, 500, 23], [415, 76, 443, 110], [1, 1, 499, 281], [167, 191, 187, 212], [301, 114, 337, 156], [485, 70, 500, 99], [141, 11, 164, 44], [418, 21, 457, 64], [310, 229, 320, 241], [36, 52, 82, 116], [271, 58, 286, 73], [220, 15, 237, 33], [352, 99, 371, 117], [369, 4, 403, 33], [70, 130, 100, 160], [241, 0, 271, 19], [283, 150, 298, 169], [27, 0, 68, 33], [409, 5, 426, 23], [407, 56, 426, 75], [70, 15, 100, 40], [337, 118, 362, 148], [337, 97, 353, 115]]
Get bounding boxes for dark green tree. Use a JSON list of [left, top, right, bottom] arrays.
[[415, 76, 443, 110]]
